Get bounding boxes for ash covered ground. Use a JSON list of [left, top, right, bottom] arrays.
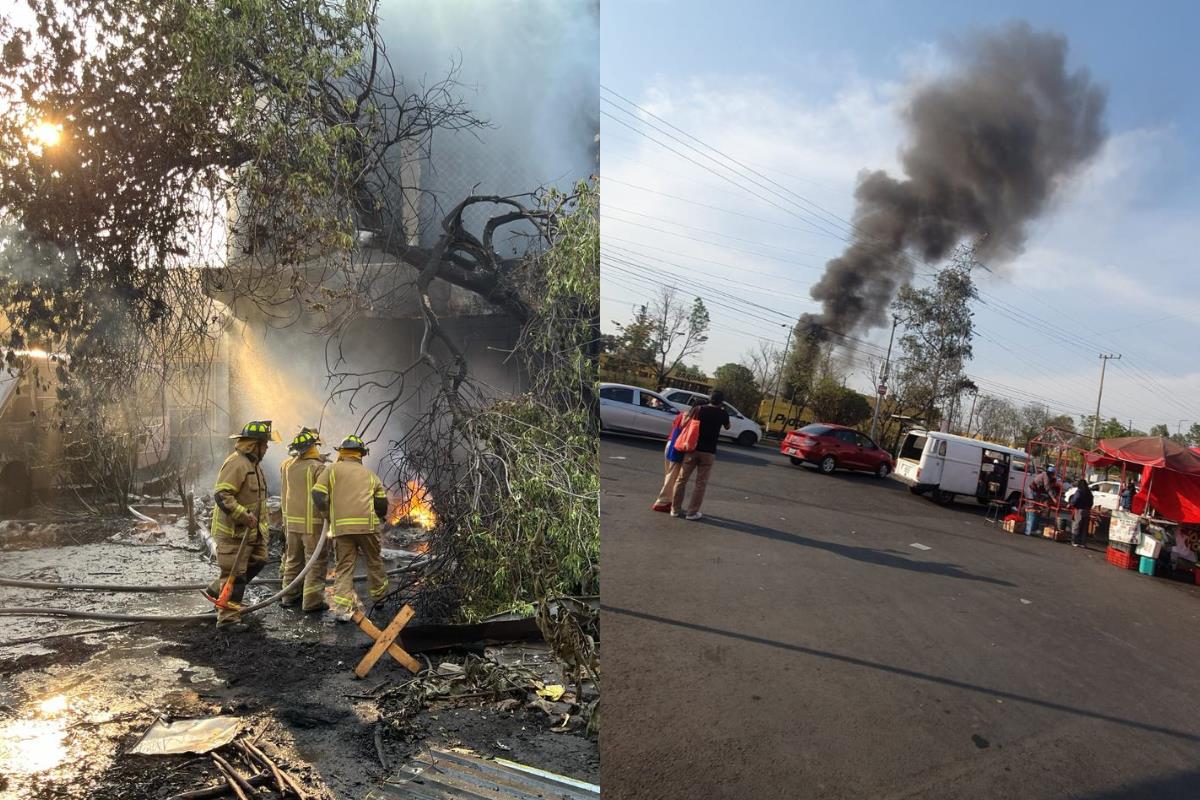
[[0, 508, 598, 799]]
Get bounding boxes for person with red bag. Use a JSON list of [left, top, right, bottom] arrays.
[[670, 390, 731, 520], [651, 409, 688, 512]]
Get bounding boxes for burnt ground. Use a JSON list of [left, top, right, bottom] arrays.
[[0, 511, 597, 799]]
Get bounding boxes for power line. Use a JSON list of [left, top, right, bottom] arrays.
[[604, 234, 821, 290], [604, 204, 832, 262], [602, 87, 870, 245], [600, 108, 845, 238], [604, 241, 822, 305], [603, 212, 827, 272], [602, 259, 793, 329], [604, 176, 850, 242]]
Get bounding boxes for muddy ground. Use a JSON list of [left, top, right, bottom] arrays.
[[0, 510, 598, 799]]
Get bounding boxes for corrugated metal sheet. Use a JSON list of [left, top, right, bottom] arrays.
[[376, 747, 599, 800]]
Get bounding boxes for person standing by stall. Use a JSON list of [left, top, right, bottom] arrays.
[[1025, 465, 1061, 536], [1120, 477, 1136, 511], [1069, 478, 1094, 548]]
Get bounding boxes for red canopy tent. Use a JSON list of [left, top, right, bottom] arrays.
[[1090, 437, 1200, 523]]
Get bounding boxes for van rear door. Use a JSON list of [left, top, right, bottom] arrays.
[[919, 436, 947, 485], [895, 433, 927, 483]]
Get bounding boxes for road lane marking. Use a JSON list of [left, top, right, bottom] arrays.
[[909, 543, 931, 551]]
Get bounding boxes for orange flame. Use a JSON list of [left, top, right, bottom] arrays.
[[389, 480, 437, 530]]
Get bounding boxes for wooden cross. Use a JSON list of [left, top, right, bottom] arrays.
[[351, 604, 421, 678]]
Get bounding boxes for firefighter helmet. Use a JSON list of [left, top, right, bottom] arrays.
[[230, 420, 280, 442], [338, 434, 369, 455], [288, 427, 323, 453]]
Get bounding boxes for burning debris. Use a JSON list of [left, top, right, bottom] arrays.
[[388, 480, 437, 531], [808, 23, 1108, 336]]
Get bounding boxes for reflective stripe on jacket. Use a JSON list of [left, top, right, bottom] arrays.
[[211, 443, 267, 539], [282, 455, 327, 535], [311, 459, 387, 536]]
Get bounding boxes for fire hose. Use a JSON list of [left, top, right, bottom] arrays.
[[0, 565, 418, 593], [0, 529, 423, 622]]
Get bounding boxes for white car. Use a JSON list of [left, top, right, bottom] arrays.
[[1064, 480, 1124, 511], [598, 382, 681, 439], [659, 387, 763, 447]]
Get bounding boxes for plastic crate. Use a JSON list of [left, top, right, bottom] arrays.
[[1106, 546, 1138, 570], [1139, 556, 1156, 575]]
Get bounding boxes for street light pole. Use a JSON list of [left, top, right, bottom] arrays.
[[764, 323, 794, 439], [1091, 353, 1121, 440], [868, 315, 900, 443]]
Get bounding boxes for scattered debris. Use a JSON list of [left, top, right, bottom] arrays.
[[536, 685, 566, 701], [385, 747, 599, 799], [130, 717, 242, 756]]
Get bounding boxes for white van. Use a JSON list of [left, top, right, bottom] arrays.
[[894, 430, 1029, 506]]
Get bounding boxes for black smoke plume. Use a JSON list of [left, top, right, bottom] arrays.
[[808, 22, 1107, 336]]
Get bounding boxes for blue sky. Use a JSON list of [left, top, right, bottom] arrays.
[[600, 0, 1200, 430]]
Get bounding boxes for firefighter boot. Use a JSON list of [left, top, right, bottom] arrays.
[[215, 576, 249, 629], [241, 559, 268, 606]]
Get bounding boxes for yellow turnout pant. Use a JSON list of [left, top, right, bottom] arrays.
[[331, 533, 388, 614], [281, 529, 329, 611]]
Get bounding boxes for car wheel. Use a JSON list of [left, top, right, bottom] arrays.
[[737, 431, 758, 447], [875, 462, 890, 479], [789, 456, 803, 466], [819, 455, 837, 475]]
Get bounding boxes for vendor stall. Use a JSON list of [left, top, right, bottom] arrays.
[[1088, 437, 1200, 582], [1018, 427, 1100, 542]]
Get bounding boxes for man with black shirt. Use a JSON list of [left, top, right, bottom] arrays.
[[670, 390, 732, 521]]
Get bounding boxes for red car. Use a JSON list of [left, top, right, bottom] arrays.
[[780, 423, 894, 478]]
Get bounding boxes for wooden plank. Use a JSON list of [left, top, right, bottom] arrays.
[[354, 605, 419, 677], [351, 611, 419, 670]]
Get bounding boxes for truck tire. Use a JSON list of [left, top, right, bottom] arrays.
[[933, 489, 955, 505]]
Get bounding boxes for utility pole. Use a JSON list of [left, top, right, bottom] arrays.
[[964, 389, 979, 437], [764, 323, 794, 439], [868, 315, 900, 443], [1091, 353, 1121, 440]]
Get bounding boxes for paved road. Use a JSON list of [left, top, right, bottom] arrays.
[[601, 434, 1200, 800]]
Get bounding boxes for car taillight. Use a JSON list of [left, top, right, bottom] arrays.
[[916, 468, 922, 480]]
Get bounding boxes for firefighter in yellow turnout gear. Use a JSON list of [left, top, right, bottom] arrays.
[[205, 420, 276, 629], [279, 428, 330, 612], [311, 435, 389, 622]]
